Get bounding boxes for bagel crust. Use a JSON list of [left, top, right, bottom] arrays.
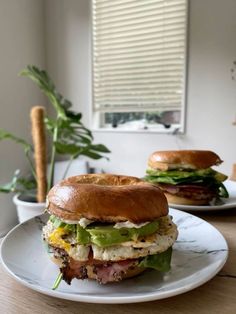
[[148, 150, 222, 171], [46, 174, 168, 223]]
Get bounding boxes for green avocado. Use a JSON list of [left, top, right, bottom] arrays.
[[76, 225, 91, 244], [85, 220, 159, 247], [50, 215, 160, 247]]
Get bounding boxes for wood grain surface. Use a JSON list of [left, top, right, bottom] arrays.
[[0, 210, 236, 314]]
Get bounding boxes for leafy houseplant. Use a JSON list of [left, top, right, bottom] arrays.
[[0, 65, 110, 221]]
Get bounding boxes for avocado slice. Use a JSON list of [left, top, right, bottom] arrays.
[[85, 220, 159, 247], [76, 225, 91, 244], [50, 215, 160, 247]]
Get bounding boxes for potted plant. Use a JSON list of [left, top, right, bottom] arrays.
[[0, 65, 110, 223]]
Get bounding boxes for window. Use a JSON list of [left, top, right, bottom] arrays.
[[92, 0, 188, 132]]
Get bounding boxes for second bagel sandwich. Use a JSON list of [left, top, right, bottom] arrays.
[[145, 150, 228, 205], [43, 174, 178, 287]]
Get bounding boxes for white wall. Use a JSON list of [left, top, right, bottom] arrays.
[[45, 0, 236, 177], [0, 0, 46, 234], [45, 0, 90, 121], [0, 0, 235, 232]]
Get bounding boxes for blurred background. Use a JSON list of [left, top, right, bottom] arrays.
[[0, 0, 236, 231]]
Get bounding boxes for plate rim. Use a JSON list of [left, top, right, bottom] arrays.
[[169, 202, 236, 211], [0, 209, 229, 304]]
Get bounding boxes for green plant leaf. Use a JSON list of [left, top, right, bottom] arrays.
[[0, 170, 36, 194], [65, 110, 82, 121], [0, 129, 32, 151], [80, 150, 104, 160], [54, 142, 81, 155], [18, 65, 110, 190], [89, 144, 111, 153], [20, 65, 66, 118], [44, 117, 57, 133], [0, 170, 20, 193]]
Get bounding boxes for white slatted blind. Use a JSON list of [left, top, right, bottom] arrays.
[[92, 0, 187, 113]]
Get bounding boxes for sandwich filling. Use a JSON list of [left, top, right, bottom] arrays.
[[145, 167, 228, 202], [43, 214, 178, 285]]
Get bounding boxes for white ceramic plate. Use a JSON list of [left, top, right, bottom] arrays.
[[0, 209, 228, 304], [169, 180, 236, 211]]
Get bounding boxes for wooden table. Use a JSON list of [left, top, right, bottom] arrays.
[[1, 210, 236, 314]]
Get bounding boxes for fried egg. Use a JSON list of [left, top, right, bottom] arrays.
[[43, 215, 178, 261]]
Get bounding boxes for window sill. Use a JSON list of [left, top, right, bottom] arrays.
[[91, 126, 183, 135]]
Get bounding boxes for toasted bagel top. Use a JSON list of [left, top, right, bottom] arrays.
[[46, 174, 168, 223], [148, 150, 222, 171]]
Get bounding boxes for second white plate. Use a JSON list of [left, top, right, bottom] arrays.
[[0, 208, 228, 304], [169, 180, 236, 211]]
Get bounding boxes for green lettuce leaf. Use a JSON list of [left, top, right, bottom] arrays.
[[139, 247, 172, 272], [145, 168, 229, 199], [49, 215, 66, 228], [145, 174, 214, 185], [218, 182, 229, 198], [146, 168, 215, 177], [146, 168, 227, 183]]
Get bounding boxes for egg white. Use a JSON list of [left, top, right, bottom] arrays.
[[43, 215, 178, 262]]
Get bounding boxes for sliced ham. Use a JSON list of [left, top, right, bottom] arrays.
[[61, 256, 138, 284], [158, 183, 217, 200]]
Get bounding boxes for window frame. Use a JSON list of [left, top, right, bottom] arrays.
[[90, 0, 189, 134]]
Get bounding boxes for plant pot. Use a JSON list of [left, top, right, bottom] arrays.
[[0, 194, 18, 237], [13, 194, 46, 223]]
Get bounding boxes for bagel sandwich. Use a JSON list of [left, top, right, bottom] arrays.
[[145, 150, 228, 206], [42, 174, 178, 287]]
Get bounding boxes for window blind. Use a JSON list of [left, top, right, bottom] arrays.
[[92, 0, 187, 113]]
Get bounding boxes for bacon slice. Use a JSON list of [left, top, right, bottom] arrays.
[[61, 257, 138, 284], [94, 259, 137, 284]]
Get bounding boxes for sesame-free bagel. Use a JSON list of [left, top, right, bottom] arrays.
[[46, 174, 168, 223], [148, 150, 222, 171]]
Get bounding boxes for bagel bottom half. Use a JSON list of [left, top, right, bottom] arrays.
[[165, 192, 210, 206]]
